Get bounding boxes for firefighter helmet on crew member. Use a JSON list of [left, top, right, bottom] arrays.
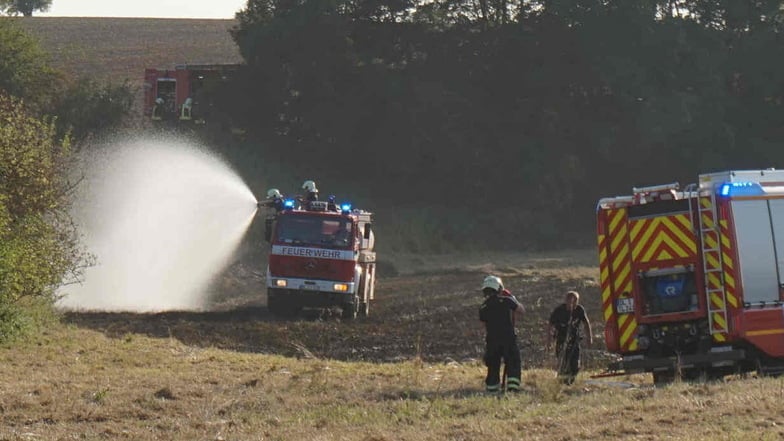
[[302, 180, 318, 193], [267, 188, 283, 199], [482, 275, 504, 295]]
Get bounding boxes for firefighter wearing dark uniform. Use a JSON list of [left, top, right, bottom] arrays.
[[479, 275, 525, 393], [547, 290, 592, 385]]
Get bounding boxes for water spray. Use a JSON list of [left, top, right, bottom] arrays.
[[60, 135, 258, 312]]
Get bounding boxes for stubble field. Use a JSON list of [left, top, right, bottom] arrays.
[[3, 250, 784, 440]]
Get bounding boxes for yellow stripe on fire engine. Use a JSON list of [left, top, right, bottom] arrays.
[[706, 253, 721, 271], [721, 233, 731, 249], [598, 233, 613, 323], [609, 210, 625, 235], [701, 213, 715, 230], [704, 233, 719, 251], [666, 216, 696, 252], [707, 272, 722, 290], [641, 233, 690, 262], [629, 220, 651, 242], [611, 226, 628, 254], [712, 312, 727, 328], [619, 315, 638, 351], [727, 292, 738, 308], [675, 214, 692, 230], [746, 328, 784, 337], [723, 253, 734, 269], [724, 271, 735, 289], [718, 220, 739, 309], [710, 292, 726, 309], [713, 333, 727, 342]]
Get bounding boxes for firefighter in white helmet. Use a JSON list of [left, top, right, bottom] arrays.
[[479, 275, 525, 393], [259, 188, 285, 213], [298, 180, 319, 209]]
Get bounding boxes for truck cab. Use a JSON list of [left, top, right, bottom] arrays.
[[265, 200, 376, 319]]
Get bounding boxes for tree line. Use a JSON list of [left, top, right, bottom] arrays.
[[217, 0, 784, 250]]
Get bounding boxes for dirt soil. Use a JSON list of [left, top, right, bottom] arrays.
[[61, 250, 614, 370]]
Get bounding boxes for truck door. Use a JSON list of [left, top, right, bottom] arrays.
[[731, 200, 780, 305]]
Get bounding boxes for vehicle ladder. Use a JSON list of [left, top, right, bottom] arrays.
[[686, 183, 729, 336]]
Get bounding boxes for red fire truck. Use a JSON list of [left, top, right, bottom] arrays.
[[143, 64, 237, 122], [264, 200, 376, 319], [597, 169, 784, 382]]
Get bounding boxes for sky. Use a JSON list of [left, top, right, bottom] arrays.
[[39, 0, 247, 19]]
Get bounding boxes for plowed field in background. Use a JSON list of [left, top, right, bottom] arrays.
[[16, 17, 241, 83]]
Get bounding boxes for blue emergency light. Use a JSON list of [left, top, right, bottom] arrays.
[[340, 203, 352, 214], [284, 199, 296, 209], [718, 182, 764, 197]]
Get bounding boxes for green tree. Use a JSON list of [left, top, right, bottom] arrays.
[[0, 19, 60, 111], [0, 94, 86, 341], [0, 0, 52, 16]]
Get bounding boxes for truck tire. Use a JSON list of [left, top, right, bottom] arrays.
[[341, 298, 358, 320]]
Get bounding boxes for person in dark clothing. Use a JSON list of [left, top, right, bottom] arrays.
[[546, 291, 593, 385], [479, 275, 525, 393]]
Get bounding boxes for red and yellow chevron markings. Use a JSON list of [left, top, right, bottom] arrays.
[[701, 196, 731, 341], [629, 214, 697, 263], [603, 208, 637, 352]]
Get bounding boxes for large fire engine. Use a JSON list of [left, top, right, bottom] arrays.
[[143, 64, 237, 123], [263, 199, 376, 319], [597, 169, 784, 382]]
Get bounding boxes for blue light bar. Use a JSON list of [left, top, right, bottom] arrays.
[[340, 203, 352, 214], [718, 182, 764, 197], [283, 199, 296, 209]]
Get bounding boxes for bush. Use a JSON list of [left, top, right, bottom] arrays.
[[52, 78, 135, 141], [0, 94, 86, 342]]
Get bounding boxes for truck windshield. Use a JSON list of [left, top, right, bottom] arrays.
[[640, 271, 698, 315], [275, 216, 353, 248]]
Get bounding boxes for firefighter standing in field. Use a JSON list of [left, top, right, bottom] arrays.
[[546, 291, 593, 385], [479, 275, 525, 393]]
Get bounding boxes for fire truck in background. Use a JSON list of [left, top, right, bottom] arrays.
[[143, 64, 238, 123], [597, 169, 784, 382], [263, 199, 376, 319]]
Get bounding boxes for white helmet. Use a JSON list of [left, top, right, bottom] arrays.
[[302, 180, 318, 193], [481, 275, 503, 292], [267, 188, 282, 199]]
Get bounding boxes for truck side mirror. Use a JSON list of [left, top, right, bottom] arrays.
[[264, 217, 274, 243], [363, 223, 372, 240]]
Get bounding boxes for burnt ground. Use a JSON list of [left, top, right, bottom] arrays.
[[60, 252, 615, 370]]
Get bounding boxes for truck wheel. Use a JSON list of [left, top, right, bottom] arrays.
[[341, 300, 358, 320]]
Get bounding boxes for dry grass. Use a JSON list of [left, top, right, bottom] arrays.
[[3, 250, 784, 440], [2, 324, 784, 440]]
